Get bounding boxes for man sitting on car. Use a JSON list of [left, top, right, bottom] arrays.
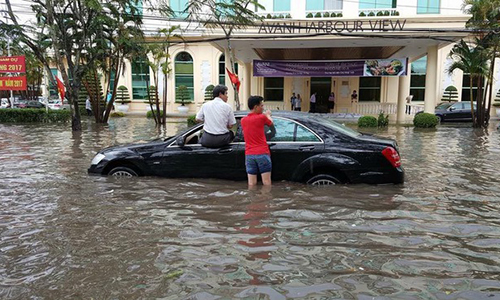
[[195, 84, 236, 148]]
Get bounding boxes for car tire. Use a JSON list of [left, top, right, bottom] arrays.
[[306, 174, 341, 186], [109, 166, 138, 177]]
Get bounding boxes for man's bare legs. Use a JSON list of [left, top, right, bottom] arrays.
[[247, 172, 272, 186]]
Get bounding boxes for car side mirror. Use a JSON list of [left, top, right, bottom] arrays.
[[176, 136, 186, 147], [449, 107, 455, 111]]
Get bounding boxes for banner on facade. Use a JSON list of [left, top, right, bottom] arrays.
[[0, 56, 26, 73], [253, 58, 408, 77], [0, 76, 27, 90]]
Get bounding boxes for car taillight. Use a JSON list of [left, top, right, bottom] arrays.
[[382, 147, 401, 168]]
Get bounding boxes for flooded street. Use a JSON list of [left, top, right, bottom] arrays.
[[1, 117, 500, 299]]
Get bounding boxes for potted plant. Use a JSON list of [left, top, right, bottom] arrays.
[[144, 85, 158, 111], [204, 84, 214, 102], [115, 85, 131, 112], [176, 85, 190, 114], [493, 89, 500, 117]]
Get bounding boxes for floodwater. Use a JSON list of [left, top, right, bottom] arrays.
[[1, 117, 500, 300]]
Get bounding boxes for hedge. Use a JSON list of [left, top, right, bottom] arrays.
[[187, 115, 197, 126], [413, 113, 438, 128], [0, 108, 71, 123], [146, 110, 164, 118], [358, 116, 378, 127]]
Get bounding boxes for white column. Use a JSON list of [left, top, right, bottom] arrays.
[[242, 62, 252, 110], [397, 66, 411, 123], [424, 45, 438, 113]]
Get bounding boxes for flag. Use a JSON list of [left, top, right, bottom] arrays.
[[226, 67, 241, 92], [56, 76, 65, 103]]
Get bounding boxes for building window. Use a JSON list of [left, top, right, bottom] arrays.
[[306, 0, 343, 10], [175, 51, 194, 102], [131, 56, 150, 100], [462, 74, 482, 103], [264, 77, 284, 101], [359, 77, 381, 101], [410, 56, 426, 101], [171, 0, 188, 18], [359, 0, 396, 9], [219, 54, 238, 85], [417, 0, 440, 14], [274, 0, 291, 11]]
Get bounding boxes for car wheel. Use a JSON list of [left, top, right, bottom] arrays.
[[306, 174, 340, 186], [109, 166, 138, 177]]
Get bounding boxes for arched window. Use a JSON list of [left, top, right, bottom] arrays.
[[219, 54, 239, 85], [175, 52, 194, 103]]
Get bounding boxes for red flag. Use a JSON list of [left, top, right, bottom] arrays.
[[56, 76, 65, 103], [226, 67, 241, 92]]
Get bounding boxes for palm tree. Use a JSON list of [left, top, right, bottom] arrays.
[[463, 0, 500, 125], [185, 0, 264, 110], [447, 39, 489, 127]]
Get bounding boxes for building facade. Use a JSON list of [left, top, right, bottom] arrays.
[[47, 0, 500, 121]]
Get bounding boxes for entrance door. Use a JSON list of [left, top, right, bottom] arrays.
[[310, 77, 332, 113]]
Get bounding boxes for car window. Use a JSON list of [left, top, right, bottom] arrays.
[[436, 103, 452, 110], [462, 102, 471, 110], [234, 117, 320, 142], [452, 102, 464, 110], [318, 117, 361, 138]]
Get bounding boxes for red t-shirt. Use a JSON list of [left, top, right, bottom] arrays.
[[241, 113, 273, 155]]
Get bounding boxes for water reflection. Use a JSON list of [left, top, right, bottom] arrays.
[[0, 118, 500, 299]]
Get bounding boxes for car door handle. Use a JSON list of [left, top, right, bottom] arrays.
[[218, 148, 233, 154], [299, 145, 315, 151]]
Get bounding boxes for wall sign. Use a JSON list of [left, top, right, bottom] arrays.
[[258, 20, 407, 34]]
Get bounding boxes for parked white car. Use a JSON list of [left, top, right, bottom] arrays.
[[1, 98, 10, 108]]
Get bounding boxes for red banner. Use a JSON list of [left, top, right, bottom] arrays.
[[0, 76, 27, 90], [0, 56, 26, 73]]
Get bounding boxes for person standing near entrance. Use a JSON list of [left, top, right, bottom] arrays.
[[328, 92, 335, 113], [85, 97, 92, 116], [294, 94, 302, 111], [241, 95, 274, 186], [290, 93, 297, 111], [309, 92, 317, 113], [351, 90, 358, 113], [196, 84, 236, 148]]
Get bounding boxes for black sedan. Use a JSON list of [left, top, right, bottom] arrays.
[[417, 102, 476, 122], [88, 111, 404, 185]]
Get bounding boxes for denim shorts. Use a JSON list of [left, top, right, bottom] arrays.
[[245, 154, 272, 175]]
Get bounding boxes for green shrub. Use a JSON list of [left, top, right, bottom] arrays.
[[0, 108, 71, 123], [278, 14, 284, 18], [413, 113, 438, 128], [376, 11, 384, 16], [110, 111, 125, 117], [358, 116, 378, 127], [377, 112, 389, 127], [187, 115, 197, 127], [306, 13, 313, 18], [368, 12, 375, 16], [323, 12, 330, 17], [393, 11, 400, 16], [146, 110, 164, 118], [286, 13, 292, 18], [336, 13, 342, 17], [266, 13, 272, 19], [359, 12, 366, 17], [314, 12, 322, 18], [384, 10, 390, 16]]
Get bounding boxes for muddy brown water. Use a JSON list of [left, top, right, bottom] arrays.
[[1, 118, 500, 299]]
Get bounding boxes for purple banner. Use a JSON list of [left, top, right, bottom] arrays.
[[253, 58, 408, 77]]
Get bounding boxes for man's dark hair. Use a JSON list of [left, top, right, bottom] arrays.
[[213, 84, 228, 98], [248, 95, 264, 110]]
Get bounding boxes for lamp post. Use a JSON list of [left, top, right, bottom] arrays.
[[7, 35, 14, 108]]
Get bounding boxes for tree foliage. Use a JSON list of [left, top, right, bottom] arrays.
[[184, 0, 264, 110]]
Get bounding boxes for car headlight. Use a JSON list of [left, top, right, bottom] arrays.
[[91, 153, 106, 165]]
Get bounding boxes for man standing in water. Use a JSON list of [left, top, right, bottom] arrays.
[[241, 96, 273, 186]]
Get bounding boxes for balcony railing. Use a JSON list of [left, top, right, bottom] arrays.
[[357, 102, 423, 115], [358, 8, 399, 17], [256, 12, 292, 19], [305, 10, 343, 18]]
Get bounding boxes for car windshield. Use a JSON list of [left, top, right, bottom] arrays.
[[436, 102, 453, 110], [317, 117, 361, 138]]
